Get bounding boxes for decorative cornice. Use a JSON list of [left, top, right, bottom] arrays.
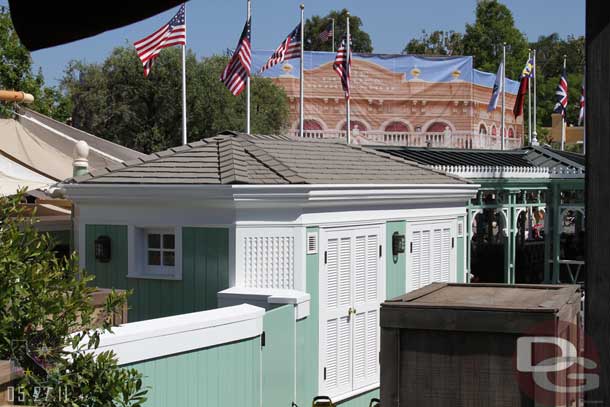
[[431, 165, 585, 180]]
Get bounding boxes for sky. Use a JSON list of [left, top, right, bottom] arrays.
[[24, 0, 585, 87]]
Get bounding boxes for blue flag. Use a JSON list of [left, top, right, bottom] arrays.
[[487, 62, 504, 112]]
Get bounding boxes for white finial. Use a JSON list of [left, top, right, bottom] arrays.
[[73, 140, 90, 176]]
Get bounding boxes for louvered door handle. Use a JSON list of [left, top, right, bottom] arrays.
[[347, 307, 357, 316]]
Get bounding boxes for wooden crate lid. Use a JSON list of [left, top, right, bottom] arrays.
[[381, 283, 581, 334]]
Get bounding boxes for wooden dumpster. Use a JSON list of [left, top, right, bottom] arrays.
[[380, 283, 583, 407]]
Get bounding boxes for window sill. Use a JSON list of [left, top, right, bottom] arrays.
[[331, 383, 379, 404], [126, 273, 182, 281]]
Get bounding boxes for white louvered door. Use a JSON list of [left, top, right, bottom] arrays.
[[320, 235, 353, 398], [319, 226, 383, 399], [352, 231, 381, 389], [407, 221, 455, 293]]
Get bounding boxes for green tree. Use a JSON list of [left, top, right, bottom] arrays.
[[304, 9, 373, 53], [530, 34, 584, 128], [0, 191, 147, 406], [404, 30, 464, 55], [0, 7, 71, 120], [61, 47, 290, 153], [462, 0, 529, 78]]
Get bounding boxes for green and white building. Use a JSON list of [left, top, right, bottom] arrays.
[[377, 145, 586, 286], [62, 133, 478, 406]]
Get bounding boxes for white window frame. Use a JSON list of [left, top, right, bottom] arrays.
[[128, 226, 182, 280]]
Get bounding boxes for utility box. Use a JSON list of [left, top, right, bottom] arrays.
[[380, 283, 583, 407]]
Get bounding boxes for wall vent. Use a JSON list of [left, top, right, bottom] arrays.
[[244, 234, 295, 289], [457, 220, 464, 237], [307, 232, 318, 255]]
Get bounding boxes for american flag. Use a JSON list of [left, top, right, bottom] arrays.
[[553, 68, 569, 119], [259, 23, 301, 73], [134, 4, 186, 77], [319, 21, 333, 42], [220, 18, 252, 96], [333, 36, 351, 99], [578, 81, 585, 125]]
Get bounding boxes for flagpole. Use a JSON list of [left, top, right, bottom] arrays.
[[346, 12, 351, 145], [331, 18, 335, 53], [527, 49, 532, 145], [246, 0, 251, 134], [501, 42, 506, 151], [299, 4, 305, 138], [181, 4, 187, 145], [561, 54, 567, 151], [583, 67, 586, 154], [532, 49, 538, 145]]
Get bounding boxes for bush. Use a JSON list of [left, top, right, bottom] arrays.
[[0, 191, 147, 406]]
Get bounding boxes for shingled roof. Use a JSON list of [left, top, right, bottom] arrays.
[[69, 133, 468, 185], [376, 145, 585, 173]]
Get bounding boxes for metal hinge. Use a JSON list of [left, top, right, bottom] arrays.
[[261, 331, 266, 347], [379, 245, 382, 257], [323, 367, 327, 380], [452, 237, 455, 248], [324, 251, 327, 264], [410, 242, 413, 253]]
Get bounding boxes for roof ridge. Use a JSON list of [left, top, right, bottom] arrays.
[[240, 138, 307, 184], [354, 144, 471, 183], [70, 138, 213, 183], [218, 138, 250, 184]]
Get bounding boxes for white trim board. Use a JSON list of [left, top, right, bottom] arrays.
[[83, 304, 265, 365], [218, 287, 311, 320]]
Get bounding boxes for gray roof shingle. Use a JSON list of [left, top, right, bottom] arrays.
[[69, 133, 468, 185]]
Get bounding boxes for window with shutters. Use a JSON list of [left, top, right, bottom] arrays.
[[319, 226, 384, 400], [407, 221, 455, 292]]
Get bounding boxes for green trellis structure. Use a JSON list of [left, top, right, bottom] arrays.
[[376, 145, 586, 286]]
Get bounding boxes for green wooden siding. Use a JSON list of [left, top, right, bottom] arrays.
[[85, 225, 229, 322], [262, 305, 295, 407], [385, 221, 406, 299], [127, 337, 261, 407], [457, 216, 465, 283], [296, 226, 320, 407]]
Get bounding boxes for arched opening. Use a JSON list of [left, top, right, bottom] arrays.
[[508, 128, 515, 138], [470, 204, 507, 283], [558, 209, 586, 283], [479, 124, 488, 135], [303, 119, 324, 139], [383, 121, 411, 144], [491, 126, 497, 136], [515, 206, 546, 284], [304, 119, 323, 131], [426, 121, 450, 132], [384, 121, 410, 132]]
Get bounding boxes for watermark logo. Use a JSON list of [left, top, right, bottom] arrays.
[[514, 320, 600, 406]]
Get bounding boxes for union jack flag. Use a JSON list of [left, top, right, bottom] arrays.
[[220, 18, 252, 96], [319, 21, 333, 42], [259, 23, 301, 73], [333, 36, 351, 99], [134, 4, 186, 77], [554, 68, 569, 119]]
